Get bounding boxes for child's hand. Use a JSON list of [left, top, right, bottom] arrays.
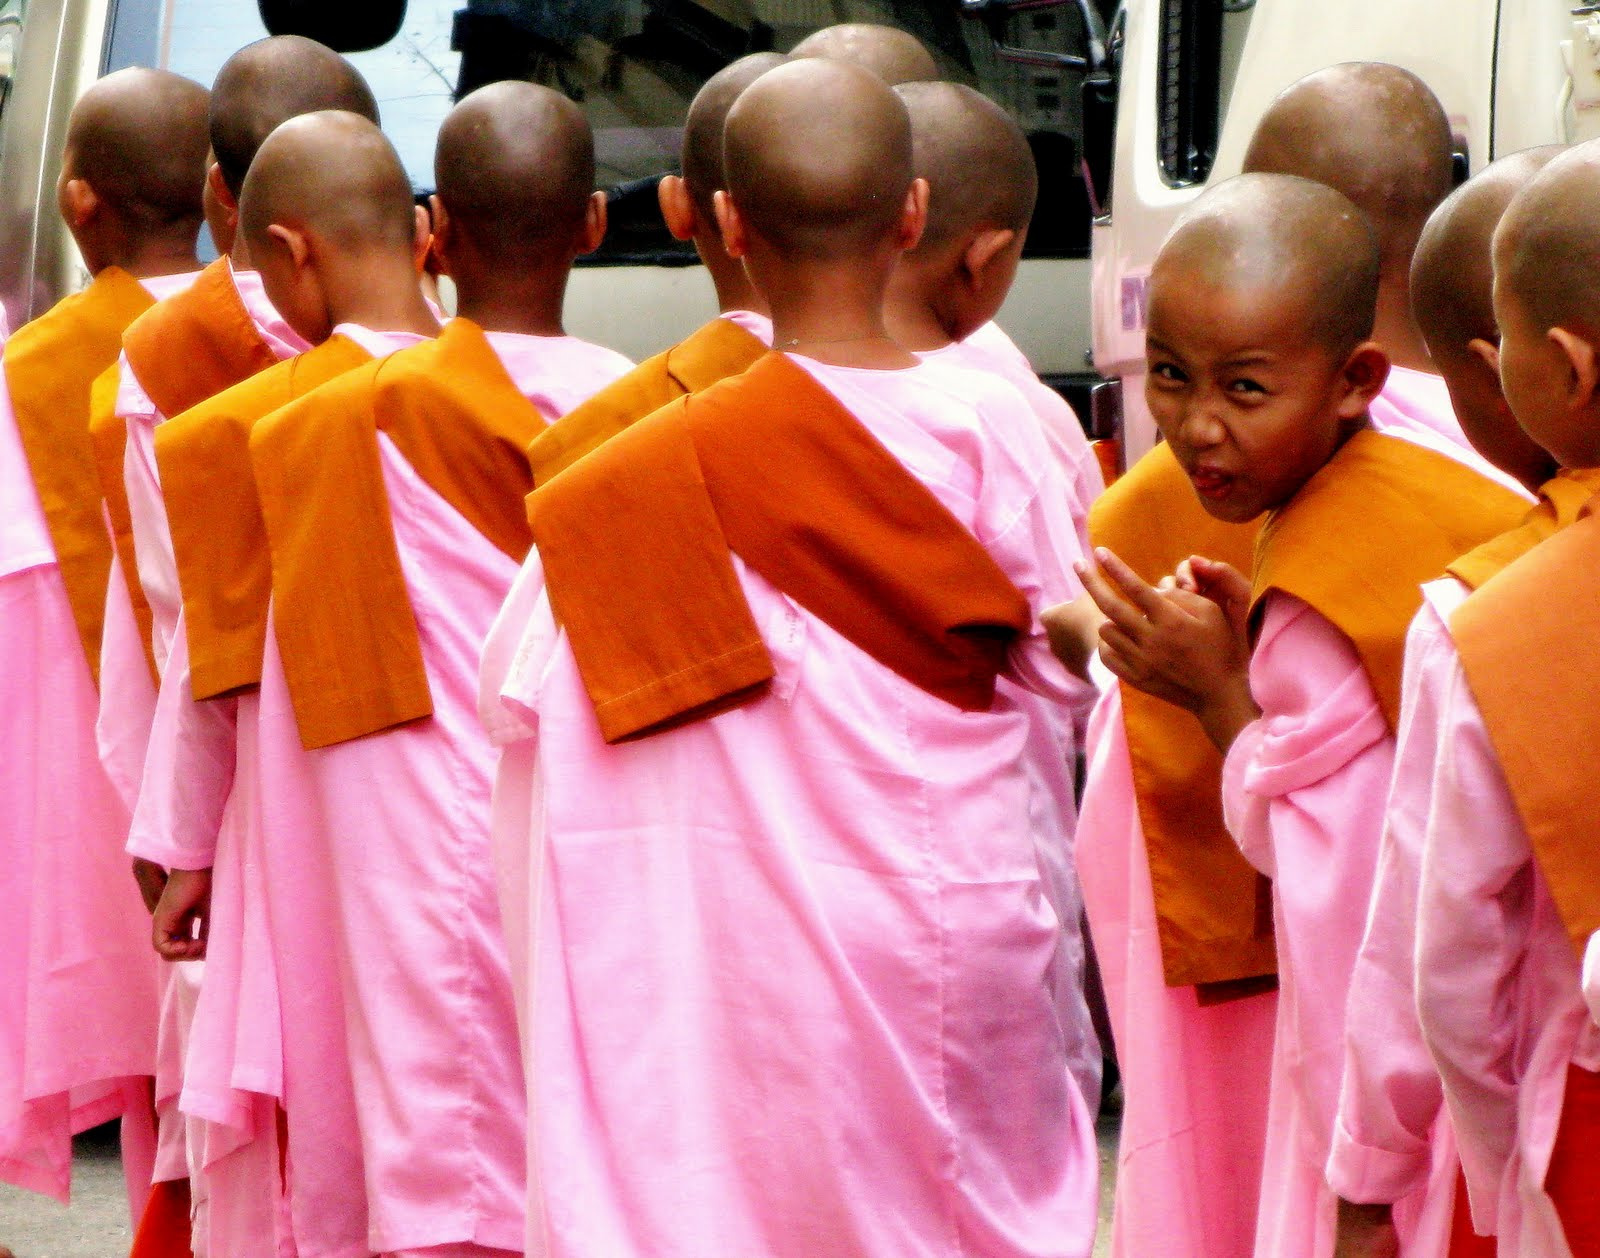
[[1077, 546, 1261, 752], [1333, 1200, 1399, 1258], [1042, 592, 1106, 682], [132, 857, 169, 915], [153, 868, 212, 962]]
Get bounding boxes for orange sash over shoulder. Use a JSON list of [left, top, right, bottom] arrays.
[[252, 318, 546, 749], [156, 335, 373, 701], [1447, 467, 1600, 591], [3, 267, 153, 683], [528, 351, 1031, 744], [1452, 492, 1600, 958], [1252, 429, 1527, 729], [527, 314, 765, 485], [122, 258, 279, 421], [1090, 442, 1275, 993]]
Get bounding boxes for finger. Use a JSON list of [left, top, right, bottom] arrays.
[[1095, 547, 1180, 624], [1172, 558, 1200, 593], [1075, 558, 1146, 635], [1098, 621, 1146, 667]]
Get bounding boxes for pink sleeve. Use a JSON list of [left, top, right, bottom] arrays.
[[1414, 646, 1529, 1221], [1220, 594, 1394, 1167], [1326, 601, 1454, 1205], [97, 554, 158, 811], [126, 614, 236, 871]]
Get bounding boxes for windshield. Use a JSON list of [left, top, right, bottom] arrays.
[[112, 0, 1103, 263]]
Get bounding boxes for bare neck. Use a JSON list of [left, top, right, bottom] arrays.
[[762, 256, 917, 371], [454, 265, 569, 338], [328, 259, 441, 338], [107, 234, 203, 282], [697, 235, 768, 317], [883, 261, 955, 353], [1375, 279, 1434, 374]]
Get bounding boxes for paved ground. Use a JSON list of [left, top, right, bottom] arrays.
[[1, 1107, 1121, 1256]]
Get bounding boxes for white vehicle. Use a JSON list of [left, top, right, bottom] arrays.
[[0, 0, 1111, 411], [1095, 0, 1584, 463]]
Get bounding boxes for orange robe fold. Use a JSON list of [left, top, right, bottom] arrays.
[[1089, 441, 1274, 992], [1445, 466, 1600, 591], [1452, 490, 1600, 958], [2, 267, 153, 682], [154, 335, 374, 701], [1251, 428, 1528, 730], [253, 318, 546, 749], [528, 351, 1032, 744], [121, 258, 279, 422], [527, 314, 765, 485]]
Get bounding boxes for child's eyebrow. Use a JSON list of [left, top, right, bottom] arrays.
[[1217, 351, 1276, 369]]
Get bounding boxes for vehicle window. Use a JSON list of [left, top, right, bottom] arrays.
[[1155, 0, 1253, 187], [113, 0, 1108, 263], [0, 0, 26, 134]]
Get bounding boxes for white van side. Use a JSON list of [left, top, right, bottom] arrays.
[[1094, 0, 1574, 464]]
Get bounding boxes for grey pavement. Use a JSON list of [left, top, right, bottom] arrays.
[[0, 1108, 1121, 1256]]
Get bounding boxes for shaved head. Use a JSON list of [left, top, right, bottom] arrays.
[[1244, 63, 1453, 276], [1414, 146, 1564, 356], [790, 23, 938, 85], [211, 35, 379, 197], [240, 111, 416, 254], [896, 81, 1035, 251], [1495, 140, 1600, 339], [1159, 173, 1380, 359], [436, 81, 594, 263], [63, 68, 210, 228], [724, 58, 914, 262], [682, 52, 787, 221]]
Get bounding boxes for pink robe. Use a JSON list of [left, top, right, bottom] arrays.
[[251, 325, 630, 1258], [1074, 677, 1277, 1258], [1413, 585, 1600, 1257], [1324, 583, 1477, 1254], [0, 274, 192, 1211], [482, 355, 1100, 1258], [105, 266, 306, 1255], [916, 340, 1104, 1113]]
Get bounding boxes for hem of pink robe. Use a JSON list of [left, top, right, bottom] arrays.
[[1326, 1113, 1435, 1205]]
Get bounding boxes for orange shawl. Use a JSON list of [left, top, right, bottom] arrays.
[[1452, 479, 1600, 958], [527, 315, 765, 485], [252, 319, 546, 749], [1251, 429, 1527, 730], [1446, 467, 1600, 591], [155, 335, 374, 701], [528, 351, 1031, 745], [1090, 442, 1274, 992], [3, 267, 153, 683]]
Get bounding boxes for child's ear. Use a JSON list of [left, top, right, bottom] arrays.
[[658, 175, 697, 243], [1548, 326, 1600, 412], [207, 164, 237, 215], [266, 223, 312, 271], [578, 189, 608, 256], [960, 228, 1018, 292], [427, 195, 452, 275], [713, 189, 748, 260], [897, 177, 929, 253], [1467, 336, 1501, 376], [60, 177, 98, 230], [1335, 340, 1391, 417], [411, 205, 434, 275]]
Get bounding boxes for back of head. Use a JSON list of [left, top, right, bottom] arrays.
[[1414, 146, 1564, 357], [1243, 62, 1453, 276], [790, 23, 939, 85], [724, 58, 914, 264], [63, 68, 211, 233], [435, 80, 594, 265], [211, 35, 380, 197], [895, 81, 1035, 253], [239, 110, 416, 257], [1495, 140, 1600, 340], [1158, 172, 1381, 362], [681, 52, 788, 223]]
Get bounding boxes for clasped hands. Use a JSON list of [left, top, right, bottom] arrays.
[[1045, 547, 1262, 754]]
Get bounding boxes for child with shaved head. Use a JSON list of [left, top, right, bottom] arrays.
[[1325, 148, 1564, 1258], [1080, 173, 1525, 1258], [484, 56, 1099, 1257], [526, 51, 783, 482], [790, 20, 940, 84], [131, 109, 456, 1258], [1243, 62, 1519, 486], [0, 65, 208, 1238], [882, 78, 1102, 1117], [1412, 138, 1600, 1257]]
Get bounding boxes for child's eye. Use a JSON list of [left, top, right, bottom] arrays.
[[1229, 377, 1267, 396], [1151, 361, 1187, 384]]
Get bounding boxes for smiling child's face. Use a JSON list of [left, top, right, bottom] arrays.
[[1144, 261, 1383, 524]]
